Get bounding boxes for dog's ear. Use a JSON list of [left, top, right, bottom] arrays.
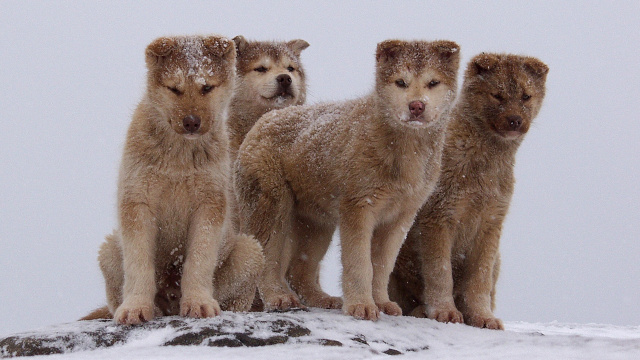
[[522, 56, 549, 79], [233, 35, 249, 55], [376, 40, 405, 63], [145, 37, 176, 66], [432, 40, 460, 67], [470, 53, 500, 75], [203, 36, 236, 62], [286, 39, 310, 57]]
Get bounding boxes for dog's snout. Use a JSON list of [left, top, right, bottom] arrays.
[[182, 114, 201, 133], [409, 101, 425, 116], [276, 74, 292, 89], [506, 115, 523, 131]]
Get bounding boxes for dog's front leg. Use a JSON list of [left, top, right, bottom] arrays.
[[115, 203, 158, 325], [371, 211, 416, 317], [180, 205, 224, 318], [456, 224, 503, 330], [340, 206, 378, 320], [417, 223, 463, 324]]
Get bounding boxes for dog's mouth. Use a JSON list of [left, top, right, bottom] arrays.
[[402, 114, 428, 128], [490, 123, 527, 140], [264, 92, 294, 104], [182, 133, 202, 140]]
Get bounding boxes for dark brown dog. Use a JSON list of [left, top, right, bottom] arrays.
[[390, 53, 549, 330]]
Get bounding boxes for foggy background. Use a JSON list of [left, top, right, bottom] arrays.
[[1, 1, 638, 336]]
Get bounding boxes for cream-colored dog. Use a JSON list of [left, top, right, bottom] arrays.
[[235, 40, 460, 320], [227, 36, 309, 163], [84, 35, 264, 324]]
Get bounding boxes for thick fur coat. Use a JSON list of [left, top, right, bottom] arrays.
[[235, 40, 460, 320], [390, 53, 549, 330], [85, 36, 264, 324]]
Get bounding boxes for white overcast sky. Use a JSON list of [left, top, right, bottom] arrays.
[[1, 1, 638, 336]]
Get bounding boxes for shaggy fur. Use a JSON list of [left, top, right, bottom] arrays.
[[227, 36, 309, 163], [389, 53, 549, 330], [83, 35, 264, 324], [235, 40, 460, 320]]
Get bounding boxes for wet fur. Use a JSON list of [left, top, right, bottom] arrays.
[[389, 53, 548, 330], [83, 35, 264, 324], [235, 40, 460, 320]]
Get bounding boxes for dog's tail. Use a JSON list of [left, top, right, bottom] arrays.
[[80, 306, 112, 321]]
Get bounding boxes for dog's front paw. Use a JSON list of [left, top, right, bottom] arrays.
[[345, 302, 380, 321], [427, 306, 464, 324], [466, 314, 504, 330], [317, 295, 343, 310], [180, 296, 221, 318], [303, 294, 343, 310], [376, 301, 402, 316], [114, 300, 155, 325], [263, 293, 305, 311]]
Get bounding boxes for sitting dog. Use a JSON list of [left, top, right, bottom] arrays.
[[83, 35, 264, 324], [390, 53, 549, 330]]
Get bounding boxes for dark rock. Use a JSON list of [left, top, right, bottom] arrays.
[[383, 348, 403, 355], [318, 339, 343, 346]]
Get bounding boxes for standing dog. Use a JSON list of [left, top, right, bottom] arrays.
[[85, 35, 264, 325], [235, 40, 460, 320], [390, 53, 549, 329], [227, 36, 309, 163]]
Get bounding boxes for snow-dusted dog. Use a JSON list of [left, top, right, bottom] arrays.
[[390, 53, 549, 329], [235, 40, 460, 320], [227, 36, 309, 163], [84, 35, 264, 324]]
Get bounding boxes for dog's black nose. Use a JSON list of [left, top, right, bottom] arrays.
[[409, 101, 425, 116], [506, 115, 523, 131], [276, 74, 292, 89], [182, 115, 201, 133]]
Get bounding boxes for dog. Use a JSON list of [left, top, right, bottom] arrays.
[[82, 35, 264, 324], [389, 53, 549, 330], [235, 40, 460, 320], [227, 36, 309, 163]]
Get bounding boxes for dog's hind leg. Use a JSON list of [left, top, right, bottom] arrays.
[[236, 155, 301, 311], [288, 216, 342, 309], [214, 233, 265, 312], [98, 233, 124, 316]]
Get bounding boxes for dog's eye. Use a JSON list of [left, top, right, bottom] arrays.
[[492, 93, 504, 101], [287, 66, 295, 72], [201, 85, 214, 94], [522, 93, 531, 101], [395, 79, 408, 88], [254, 66, 268, 73], [427, 80, 440, 88], [167, 86, 182, 95]]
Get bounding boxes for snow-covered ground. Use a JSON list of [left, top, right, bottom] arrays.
[[2, 310, 638, 360]]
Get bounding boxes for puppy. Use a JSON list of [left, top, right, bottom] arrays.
[[235, 40, 460, 320], [85, 35, 264, 324], [227, 36, 309, 163], [390, 53, 549, 330]]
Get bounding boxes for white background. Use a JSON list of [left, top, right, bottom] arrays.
[[1, 1, 638, 336]]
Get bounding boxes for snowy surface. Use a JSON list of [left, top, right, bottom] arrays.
[[2, 310, 639, 360], [0, 0, 639, 339]]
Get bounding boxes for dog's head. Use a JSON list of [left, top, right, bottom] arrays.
[[462, 53, 548, 141], [232, 36, 309, 110], [375, 40, 460, 129], [144, 35, 236, 139]]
